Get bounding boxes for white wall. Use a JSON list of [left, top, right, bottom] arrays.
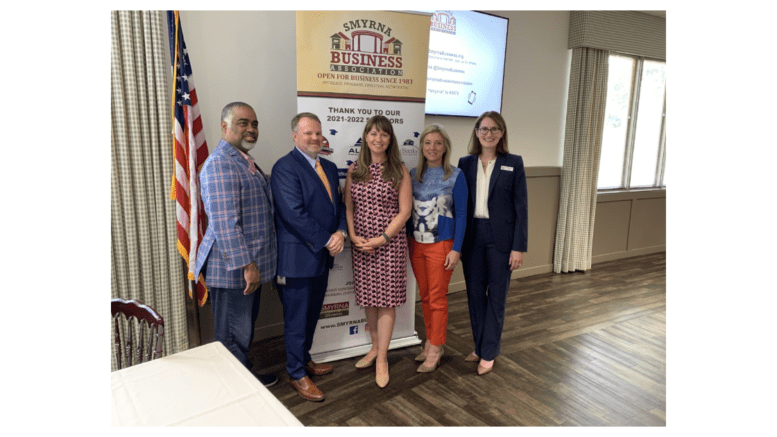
[[176, 11, 299, 169], [171, 10, 571, 171]]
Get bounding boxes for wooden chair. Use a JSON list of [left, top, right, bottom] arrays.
[[112, 298, 164, 370]]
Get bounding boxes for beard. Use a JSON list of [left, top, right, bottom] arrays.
[[241, 139, 256, 151]]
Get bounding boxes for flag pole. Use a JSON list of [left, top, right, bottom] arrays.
[[170, 10, 181, 200], [183, 261, 202, 347]]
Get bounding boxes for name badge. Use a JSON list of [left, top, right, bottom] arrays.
[[501, 166, 514, 172]]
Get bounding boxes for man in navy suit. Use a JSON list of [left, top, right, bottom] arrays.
[[271, 113, 347, 402]]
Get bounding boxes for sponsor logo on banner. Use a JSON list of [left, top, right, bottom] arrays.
[[320, 302, 349, 319], [320, 136, 333, 155], [348, 138, 362, 156], [431, 11, 457, 35], [401, 138, 418, 156], [318, 317, 367, 331], [329, 19, 408, 78], [336, 138, 362, 178], [349, 326, 358, 335], [400, 134, 420, 166]]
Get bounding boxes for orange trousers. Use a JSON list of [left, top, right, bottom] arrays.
[[409, 238, 454, 346]]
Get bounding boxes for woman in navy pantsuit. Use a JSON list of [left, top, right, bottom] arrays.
[[457, 111, 528, 375]]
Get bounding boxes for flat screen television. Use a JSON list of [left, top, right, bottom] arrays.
[[420, 10, 509, 118]]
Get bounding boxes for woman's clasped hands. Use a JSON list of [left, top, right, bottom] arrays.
[[350, 234, 387, 253]]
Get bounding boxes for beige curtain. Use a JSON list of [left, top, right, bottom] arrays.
[[553, 47, 608, 273], [111, 10, 188, 370], [568, 11, 665, 60]]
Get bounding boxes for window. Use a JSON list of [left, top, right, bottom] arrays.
[[598, 54, 666, 190]]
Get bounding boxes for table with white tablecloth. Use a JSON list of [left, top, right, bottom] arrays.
[[111, 341, 302, 426]]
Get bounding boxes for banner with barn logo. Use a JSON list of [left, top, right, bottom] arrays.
[[295, 11, 430, 362]]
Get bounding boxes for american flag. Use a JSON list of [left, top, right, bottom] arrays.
[[167, 11, 209, 306]]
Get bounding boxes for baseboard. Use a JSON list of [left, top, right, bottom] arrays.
[[449, 279, 467, 293], [446, 263, 555, 296], [511, 264, 554, 279], [592, 245, 666, 264], [256, 323, 285, 341]]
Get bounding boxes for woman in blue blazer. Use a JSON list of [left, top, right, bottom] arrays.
[[457, 111, 528, 375]]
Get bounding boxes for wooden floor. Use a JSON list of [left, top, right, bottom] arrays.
[[253, 252, 666, 426]]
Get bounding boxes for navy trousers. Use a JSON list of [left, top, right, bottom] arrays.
[[210, 286, 262, 370], [462, 219, 512, 361], [277, 271, 329, 380]]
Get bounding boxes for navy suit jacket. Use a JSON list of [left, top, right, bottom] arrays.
[[271, 148, 347, 278], [458, 153, 528, 254]]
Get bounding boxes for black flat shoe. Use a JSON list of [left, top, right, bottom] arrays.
[[256, 374, 278, 387]]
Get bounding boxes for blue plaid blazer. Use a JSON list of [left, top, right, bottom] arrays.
[[194, 140, 277, 289]]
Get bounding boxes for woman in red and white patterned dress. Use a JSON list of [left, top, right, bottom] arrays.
[[344, 115, 412, 388]]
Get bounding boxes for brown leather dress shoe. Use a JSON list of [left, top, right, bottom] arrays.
[[306, 361, 333, 376], [289, 376, 325, 402]]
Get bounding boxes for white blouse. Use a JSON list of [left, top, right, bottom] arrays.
[[474, 157, 496, 218]]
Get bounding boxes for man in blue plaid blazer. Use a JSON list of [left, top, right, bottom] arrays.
[[194, 102, 278, 387]]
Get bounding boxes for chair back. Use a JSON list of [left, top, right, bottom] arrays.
[[111, 298, 164, 370]]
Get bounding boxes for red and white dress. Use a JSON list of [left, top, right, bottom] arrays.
[[350, 162, 408, 307]]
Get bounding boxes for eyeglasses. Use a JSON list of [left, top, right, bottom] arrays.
[[477, 127, 503, 135]]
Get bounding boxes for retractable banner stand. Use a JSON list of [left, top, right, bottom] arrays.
[[296, 11, 431, 362]]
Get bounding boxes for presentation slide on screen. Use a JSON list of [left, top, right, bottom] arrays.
[[420, 11, 508, 117]]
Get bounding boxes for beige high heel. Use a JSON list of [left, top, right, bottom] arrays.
[[376, 363, 390, 388], [355, 353, 377, 369], [414, 340, 430, 362], [416, 346, 444, 373], [477, 359, 494, 375], [464, 351, 480, 362]]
